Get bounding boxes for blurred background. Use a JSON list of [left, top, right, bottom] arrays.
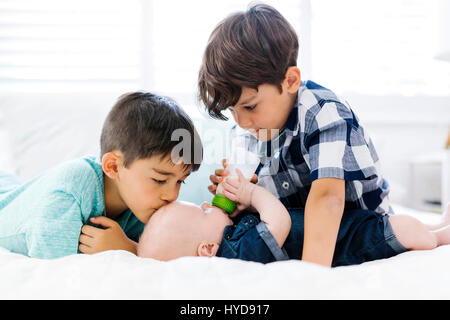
[[0, 0, 448, 211]]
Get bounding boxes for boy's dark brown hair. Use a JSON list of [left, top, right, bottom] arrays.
[[101, 92, 203, 171], [198, 3, 299, 120]]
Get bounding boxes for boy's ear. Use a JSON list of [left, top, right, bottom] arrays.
[[101, 151, 123, 179], [284, 66, 301, 94], [197, 242, 220, 257]]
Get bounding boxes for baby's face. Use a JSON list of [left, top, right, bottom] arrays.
[[137, 201, 233, 261], [151, 201, 233, 243]]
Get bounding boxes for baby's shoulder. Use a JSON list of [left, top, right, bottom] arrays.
[[225, 212, 261, 240]]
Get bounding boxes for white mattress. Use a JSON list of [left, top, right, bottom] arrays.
[[0, 204, 448, 300]]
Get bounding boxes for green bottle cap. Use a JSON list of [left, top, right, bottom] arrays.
[[212, 194, 236, 214]]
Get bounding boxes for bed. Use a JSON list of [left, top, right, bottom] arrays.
[[0, 203, 449, 300], [0, 93, 449, 300]]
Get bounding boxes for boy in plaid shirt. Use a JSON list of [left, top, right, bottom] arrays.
[[199, 4, 391, 267]]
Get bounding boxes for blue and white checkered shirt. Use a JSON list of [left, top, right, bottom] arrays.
[[231, 80, 391, 214]]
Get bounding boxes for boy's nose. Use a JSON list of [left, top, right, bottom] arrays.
[[234, 111, 252, 129], [161, 187, 179, 203]]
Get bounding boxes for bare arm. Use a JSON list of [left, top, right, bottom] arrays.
[[221, 169, 291, 247], [302, 178, 345, 267]]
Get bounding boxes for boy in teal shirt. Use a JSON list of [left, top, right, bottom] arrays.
[[0, 92, 202, 259]]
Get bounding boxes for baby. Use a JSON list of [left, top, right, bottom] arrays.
[[137, 169, 450, 266]]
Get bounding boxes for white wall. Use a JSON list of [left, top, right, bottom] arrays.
[[0, 92, 448, 211], [344, 93, 450, 210]]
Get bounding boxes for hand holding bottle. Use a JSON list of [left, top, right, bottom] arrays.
[[208, 158, 258, 195]]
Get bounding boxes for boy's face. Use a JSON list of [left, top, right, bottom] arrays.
[[115, 155, 191, 223], [228, 67, 301, 141], [228, 84, 294, 141]]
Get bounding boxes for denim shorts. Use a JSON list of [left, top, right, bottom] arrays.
[[218, 208, 408, 266], [283, 208, 408, 267]]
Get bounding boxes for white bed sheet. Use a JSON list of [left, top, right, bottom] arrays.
[[0, 204, 449, 300]]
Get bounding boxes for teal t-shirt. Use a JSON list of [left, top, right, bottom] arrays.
[[0, 156, 145, 259]]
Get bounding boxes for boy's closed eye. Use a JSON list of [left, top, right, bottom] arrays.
[[243, 105, 256, 111], [229, 105, 256, 112], [152, 178, 186, 185]]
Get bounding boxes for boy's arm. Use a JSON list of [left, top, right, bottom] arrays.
[[221, 169, 291, 247], [302, 177, 345, 267], [27, 193, 83, 259]]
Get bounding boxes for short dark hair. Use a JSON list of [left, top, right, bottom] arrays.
[[198, 3, 299, 120], [100, 92, 202, 171]]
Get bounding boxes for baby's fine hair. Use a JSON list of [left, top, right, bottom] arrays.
[[198, 3, 299, 120], [100, 92, 203, 171]]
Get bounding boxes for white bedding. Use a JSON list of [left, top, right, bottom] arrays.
[[1, 204, 449, 300]]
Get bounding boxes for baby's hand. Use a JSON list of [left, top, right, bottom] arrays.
[[221, 168, 256, 210], [208, 158, 258, 195]]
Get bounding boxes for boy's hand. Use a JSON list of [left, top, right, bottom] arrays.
[[78, 216, 137, 255], [208, 158, 258, 195], [221, 168, 257, 211]]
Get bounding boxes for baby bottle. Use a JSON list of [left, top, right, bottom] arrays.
[[212, 147, 260, 213]]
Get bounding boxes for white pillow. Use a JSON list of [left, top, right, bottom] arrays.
[[0, 111, 16, 173], [0, 92, 235, 205], [0, 92, 119, 179]]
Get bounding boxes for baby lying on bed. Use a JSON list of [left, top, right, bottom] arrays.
[[138, 168, 450, 267]]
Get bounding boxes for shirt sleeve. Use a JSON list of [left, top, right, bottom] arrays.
[[26, 191, 83, 259], [304, 101, 378, 182]]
